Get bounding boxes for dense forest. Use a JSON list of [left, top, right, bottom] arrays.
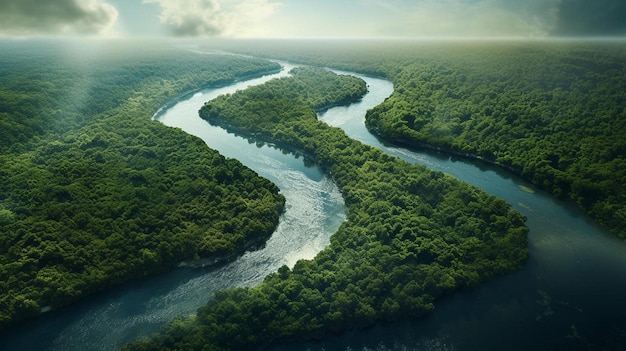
[[6, 39, 622, 349], [125, 67, 528, 350], [0, 42, 285, 329], [224, 40, 626, 239]]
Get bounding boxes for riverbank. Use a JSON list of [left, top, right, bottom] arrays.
[[366, 125, 520, 174], [363, 124, 623, 239], [152, 66, 282, 121], [177, 235, 272, 269]]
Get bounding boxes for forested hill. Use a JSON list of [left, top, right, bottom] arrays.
[[0, 42, 285, 329], [221, 40, 626, 239], [125, 67, 527, 350]]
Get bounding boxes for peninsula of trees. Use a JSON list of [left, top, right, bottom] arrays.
[[230, 40, 626, 239], [125, 67, 528, 350]]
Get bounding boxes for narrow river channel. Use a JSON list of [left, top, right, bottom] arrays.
[[2, 60, 625, 351]]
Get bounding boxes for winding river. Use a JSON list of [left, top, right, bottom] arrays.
[[0, 63, 347, 350], [2, 61, 626, 351]]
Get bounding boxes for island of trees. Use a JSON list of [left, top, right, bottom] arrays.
[[228, 40, 626, 239], [0, 42, 285, 329], [125, 67, 528, 350]]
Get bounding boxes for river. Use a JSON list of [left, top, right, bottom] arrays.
[[2, 61, 625, 351]]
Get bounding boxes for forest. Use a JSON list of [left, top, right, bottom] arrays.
[[225, 40, 626, 239], [125, 67, 528, 350], [0, 41, 285, 329], [5, 39, 623, 350]]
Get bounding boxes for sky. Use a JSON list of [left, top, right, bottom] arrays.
[[0, 0, 625, 39]]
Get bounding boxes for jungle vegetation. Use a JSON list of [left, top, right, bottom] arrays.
[[225, 39, 626, 238], [0, 41, 285, 329], [125, 67, 528, 350]]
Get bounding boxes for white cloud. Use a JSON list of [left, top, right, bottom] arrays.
[[143, 0, 281, 37], [0, 0, 118, 37]]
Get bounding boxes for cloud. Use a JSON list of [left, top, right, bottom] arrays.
[[0, 0, 118, 37], [552, 0, 626, 36], [143, 0, 281, 37], [142, 0, 223, 36]]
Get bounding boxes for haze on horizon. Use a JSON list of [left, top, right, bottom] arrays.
[[0, 0, 625, 40]]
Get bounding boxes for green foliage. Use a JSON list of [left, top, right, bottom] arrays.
[[126, 67, 527, 350], [0, 41, 285, 329]]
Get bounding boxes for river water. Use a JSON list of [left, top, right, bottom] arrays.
[[2, 62, 625, 351]]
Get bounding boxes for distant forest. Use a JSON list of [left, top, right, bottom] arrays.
[[230, 40, 626, 239], [0, 42, 285, 328]]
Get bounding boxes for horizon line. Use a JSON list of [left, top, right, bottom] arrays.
[[1, 35, 626, 43]]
